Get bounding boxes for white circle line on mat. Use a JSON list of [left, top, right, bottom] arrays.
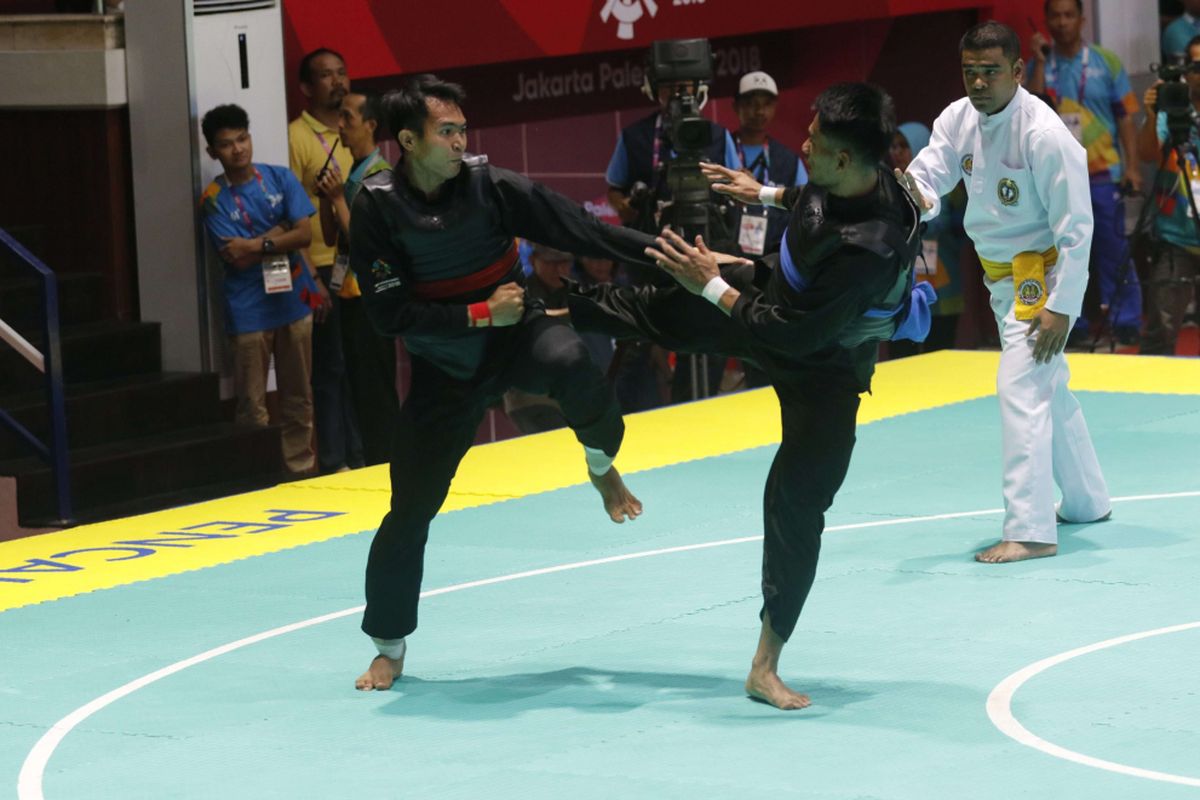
[[987, 620, 1200, 787], [17, 489, 1200, 799]]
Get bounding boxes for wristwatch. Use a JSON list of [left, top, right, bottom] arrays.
[[262, 237, 275, 254]]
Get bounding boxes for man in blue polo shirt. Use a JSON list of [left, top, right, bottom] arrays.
[[200, 103, 320, 474]]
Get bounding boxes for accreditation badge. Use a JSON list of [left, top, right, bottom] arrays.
[[261, 254, 294, 294], [738, 209, 768, 256], [1012, 251, 1048, 320], [330, 253, 350, 292]]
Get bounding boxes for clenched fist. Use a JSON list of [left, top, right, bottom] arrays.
[[487, 282, 525, 327]]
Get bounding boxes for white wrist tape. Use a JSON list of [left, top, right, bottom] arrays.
[[758, 185, 781, 207], [702, 276, 732, 306]]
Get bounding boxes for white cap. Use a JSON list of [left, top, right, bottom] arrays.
[[737, 71, 778, 98]]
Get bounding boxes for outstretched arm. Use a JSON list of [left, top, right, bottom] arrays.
[[902, 107, 962, 220], [492, 165, 660, 266], [700, 161, 798, 209], [645, 228, 887, 359]]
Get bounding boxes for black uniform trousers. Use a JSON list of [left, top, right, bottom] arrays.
[[361, 311, 624, 640], [568, 265, 859, 642]]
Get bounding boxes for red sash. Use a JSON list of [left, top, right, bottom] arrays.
[[410, 240, 519, 300]]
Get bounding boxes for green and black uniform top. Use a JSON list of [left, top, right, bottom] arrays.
[[727, 169, 920, 392], [348, 155, 657, 380]]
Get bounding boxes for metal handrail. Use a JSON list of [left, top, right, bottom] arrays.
[[0, 227, 73, 525]]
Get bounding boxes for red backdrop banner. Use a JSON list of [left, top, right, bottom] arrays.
[[284, 0, 989, 79]]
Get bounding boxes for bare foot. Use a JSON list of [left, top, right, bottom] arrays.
[[355, 654, 403, 691], [589, 467, 643, 523], [974, 540, 1057, 564], [745, 665, 811, 710]]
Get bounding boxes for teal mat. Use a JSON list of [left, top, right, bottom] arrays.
[[2, 392, 1199, 799]]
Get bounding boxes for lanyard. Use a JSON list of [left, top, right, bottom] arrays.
[[734, 135, 770, 183], [651, 115, 664, 173], [228, 168, 267, 236], [347, 149, 381, 186], [1048, 45, 1089, 101], [308, 116, 343, 175]]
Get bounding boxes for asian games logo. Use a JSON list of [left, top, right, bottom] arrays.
[[599, 0, 658, 41]]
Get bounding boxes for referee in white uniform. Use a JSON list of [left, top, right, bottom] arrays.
[[897, 20, 1110, 563]]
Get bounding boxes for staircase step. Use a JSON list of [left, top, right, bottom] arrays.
[[0, 422, 286, 526], [0, 320, 161, 393], [0, 272, 106, 334], [0, 372, 222, 460]]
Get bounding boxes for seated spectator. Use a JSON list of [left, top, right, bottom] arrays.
[[199, 104, 320, 474], [575, 256, 618, 375], [502, 244, 577, 434]]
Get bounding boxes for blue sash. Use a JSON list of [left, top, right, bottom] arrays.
[[779, 228, 936, 343]]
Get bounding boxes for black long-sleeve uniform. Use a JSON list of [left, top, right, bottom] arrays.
[[568, 168, 919, 641], [349, 156, 657, 640]]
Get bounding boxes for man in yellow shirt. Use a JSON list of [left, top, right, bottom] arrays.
[[288, 48, 360, 473]]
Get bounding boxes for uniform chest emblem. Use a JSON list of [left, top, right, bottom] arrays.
[[371, 259, 403, 293], [961, 154, 973, 175], [997, 177, 1020, 206]]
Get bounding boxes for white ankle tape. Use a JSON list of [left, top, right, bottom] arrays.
[[584, 445, 614, 476], [371, 637, 407, 661]]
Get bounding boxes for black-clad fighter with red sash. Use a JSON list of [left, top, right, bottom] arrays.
[[348, 75, 674, 692]]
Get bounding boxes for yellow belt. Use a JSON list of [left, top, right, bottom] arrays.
[[978, 245, 1057, 280]]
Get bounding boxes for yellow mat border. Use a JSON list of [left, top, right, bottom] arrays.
[[1, 351, 1197, 611]]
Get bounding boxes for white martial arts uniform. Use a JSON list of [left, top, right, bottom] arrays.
[[907, 86, 1110, 543]]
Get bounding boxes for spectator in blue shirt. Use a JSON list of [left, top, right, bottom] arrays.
[[200, 103, 320, 474], [1163, 0, 1200, 63]]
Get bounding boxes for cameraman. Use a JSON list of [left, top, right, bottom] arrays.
[[1137, 34, 1200, 355], [605, 79, 739, 228], [604, 47, 741, 401]]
